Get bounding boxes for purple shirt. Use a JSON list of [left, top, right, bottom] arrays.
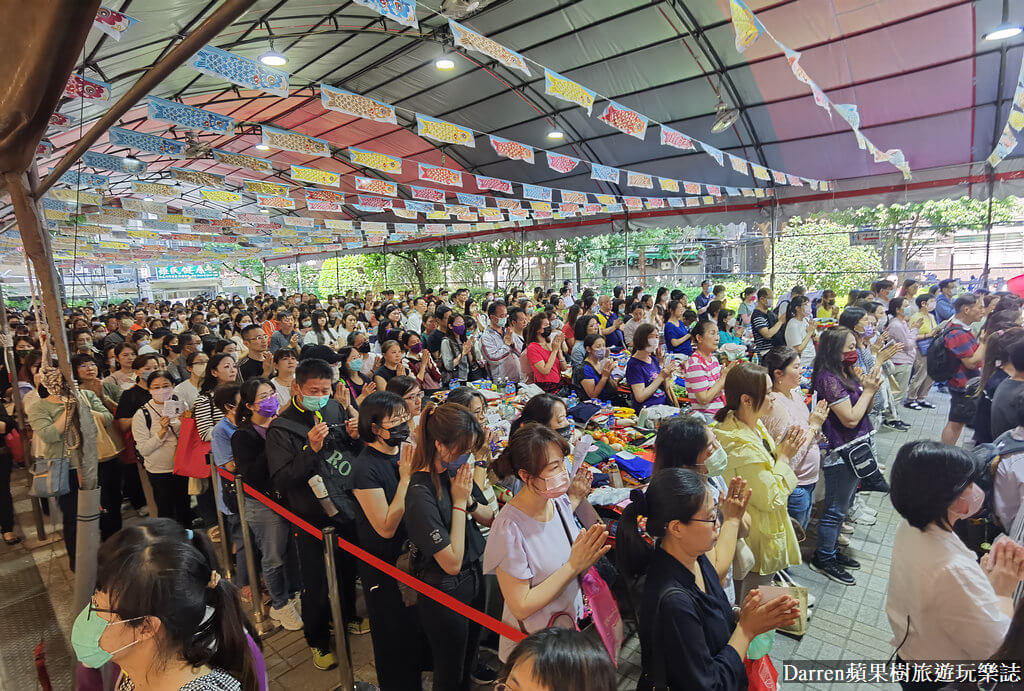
[[814, 370, 873, 454], [625, 355, 667, 408]]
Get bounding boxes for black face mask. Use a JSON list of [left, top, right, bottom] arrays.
[[556, 424, 573, 440], [358, 343, 371, 354], [382, 421, 410, 448], [542, 326, 552, 339]]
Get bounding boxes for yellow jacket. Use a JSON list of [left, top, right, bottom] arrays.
[[713, 412, 801, 574]]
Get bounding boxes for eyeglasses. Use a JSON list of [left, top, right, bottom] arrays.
[[690, 504, 723, 526]]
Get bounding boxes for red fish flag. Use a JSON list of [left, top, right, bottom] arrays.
[[598, 101, 649, 140], [546, 152, 581, 173], [490, 135, 534, 163]]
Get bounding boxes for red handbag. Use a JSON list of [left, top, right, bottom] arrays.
[[745, 655, 779, 691], [5, 429, 24, 466], [172, 412, 211, 478]]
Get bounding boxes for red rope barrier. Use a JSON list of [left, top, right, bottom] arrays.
[[217, 467, 527, 644]]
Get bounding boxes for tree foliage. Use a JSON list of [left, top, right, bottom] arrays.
[[768, 219, 880, 295]]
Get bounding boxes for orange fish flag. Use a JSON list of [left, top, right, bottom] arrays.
[[489, 135, 535, 164], [598, 101, 649, 140]]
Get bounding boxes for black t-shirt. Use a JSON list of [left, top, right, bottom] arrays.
[[373, 365, 398, 385], [404, 470, 486, 585], [238, 356, 267, 381], [114, 385, 150, 420], [352, 446, 406, 562], [751, 308, 783, 353], [426, 329, 445, 357]]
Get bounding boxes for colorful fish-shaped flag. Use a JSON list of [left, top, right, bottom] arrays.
[[544, 69, 596, 115], [64, 74, 111, 101], [590, 164, 621, 184], [660, 125, 695, 151], [349, 147, 402, 174], [475, 175, 513, 194], [489, 136, 534, 163], [320, 85, 396, 124], [416, 114, 475, 148], [659, 178, 679, 192], [729, 0, 763, 52], [449, 20, 530, 76], [352, 0, 418, 29], [355, 177, 398, 196], [411, 186, 447, 203], [546, 152, 581, 174], [598, 101, 649, 140], [418, 163, 463, 187], [94, 6, 140, 41], [627, 172, 653, 188]]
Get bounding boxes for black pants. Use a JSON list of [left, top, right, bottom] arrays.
[[294, 525, 358, 651], [358, 558, 427, 690], [121, 461, 147, 509], [195, 482, 218, 528], [146, 471, 191, 527], [896, 656, 945, 691], [0, 451, 13, 533], [57, 463, 125, 568], [417, 563, 484, 691]]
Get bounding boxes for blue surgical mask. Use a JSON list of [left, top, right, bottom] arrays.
[[71, 604, 145, 668], [497, 317, 507, 328], [447, 452, 472, 476], [703, 445, 728, 477], [348, 358, 363, 373], [302, 395, 330, 412]]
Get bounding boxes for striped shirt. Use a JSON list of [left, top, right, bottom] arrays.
[[684, 351, 725, 415]]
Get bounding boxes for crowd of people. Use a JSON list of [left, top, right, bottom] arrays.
[[1, 275, 1023, 690]]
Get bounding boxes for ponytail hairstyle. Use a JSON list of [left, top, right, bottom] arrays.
[[713, 361, 769, 423], [616, 468, 708, 579], [411, 401, 485, 496], [653, 415, 710, 473], [95, 518, 259, 690], [492, 423, 570, 485], [975, 327, 1024, 399]]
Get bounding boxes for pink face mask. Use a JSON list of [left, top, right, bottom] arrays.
[[533, 469, 570, 499], [953, 482, 984, 520]]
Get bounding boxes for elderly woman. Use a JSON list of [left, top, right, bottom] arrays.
[[887, 441, 1024, 688]]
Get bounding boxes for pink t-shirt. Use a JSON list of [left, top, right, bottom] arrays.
[[527, 342, 562, 384], [762, 390, 821, 485], [683, 351, 725, 415]]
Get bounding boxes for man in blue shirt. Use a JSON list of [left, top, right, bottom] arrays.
[[933, 279, 957, 323], [694, 280, 712, 316], [596, 294, 624, 348]]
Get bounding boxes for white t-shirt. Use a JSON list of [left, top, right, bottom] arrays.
[[784, 318, 815, 366]]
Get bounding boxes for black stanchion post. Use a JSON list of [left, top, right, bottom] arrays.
[[234, 473, 274, 637], [322, 526, 378, 690], [208, 455, 232, 580]]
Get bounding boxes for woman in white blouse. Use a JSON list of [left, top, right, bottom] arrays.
[[783, 296, 816, 367], [887, 440, 1024, 679]]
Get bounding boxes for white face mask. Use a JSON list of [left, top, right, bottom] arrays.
[[150, 388, 173, 403], [727, 318, 737, 328], [647, 337, 659, 351]]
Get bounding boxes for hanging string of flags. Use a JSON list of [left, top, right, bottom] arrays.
[[987, 54, 1024, 167], [729, 0, 910, 180]]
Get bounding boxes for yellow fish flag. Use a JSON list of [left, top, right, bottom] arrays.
[[349, 147, 402, 174], [201, 188, 241, 203], [544, 69, 596, 115], [416, 114, 476, 148], [730, 0, 763, 53]]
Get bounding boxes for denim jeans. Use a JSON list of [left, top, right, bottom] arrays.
[[787, 483, 816, 531], [815, 461, 859, 561], [244, 495, 294, 609]]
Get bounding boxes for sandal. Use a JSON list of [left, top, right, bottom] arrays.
[[3, 533, 21, 545]]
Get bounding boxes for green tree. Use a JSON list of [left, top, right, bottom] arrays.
[[317, 255, 372, 296], [768, 219, 880, 296], [829, 197, 1018, 271]]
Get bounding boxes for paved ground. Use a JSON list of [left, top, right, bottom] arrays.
[[0, 392, 951, 690]]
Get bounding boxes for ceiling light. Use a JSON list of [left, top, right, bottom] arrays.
[[435, 56, 456, 71], [143, 197, 153, 202], [259, 208, 270, 213], [546, 129, 565, 140], [710, 97, 740, 134], [984, 24, 1023, 40], [254, 143, 270, 151]]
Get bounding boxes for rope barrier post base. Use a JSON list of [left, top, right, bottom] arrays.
[[321, 526, 365, 691], [234, 474, 275, 638], [208, 454, 233, 581]]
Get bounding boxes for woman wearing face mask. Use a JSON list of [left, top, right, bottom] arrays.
[[839, 306, 906, 433], [103, 342, 140, 402], [717, 309, 745, 346], [303, 310, 338, 347], [172, 351, 209, 410], [625, 323, 679, 410], [404, 402, 496, 689], [442, 313, 475, 384], [403, 331, 442, 395], [386, 375, 424, 433], [352, 391, 426, 689], [816, 289, 839, 319], [619, 468, 799, 691], [664, 300, 692, 356], [29, 361, 116, 566], [373, 340, 407, 392], [132, 370, 189, 526], [232, 378, 303, 631], [809, 327, 882, 586], [579, 334, 621, 402], [762, 347, 828, 531], [887, 441, 1024, 681], [712, 363, 807, 598], [905, 294, 939, 409], [524, 313, 566, 393], [338, 345, 376, 408], [569, 315, 601, 381], [783, 296, 816, 366], [72, 518, 261, 690], [649, 415, 750, 606], [483, 424, 608, 662], [737, 287, 757, 325], [192, 353, 238, 443]]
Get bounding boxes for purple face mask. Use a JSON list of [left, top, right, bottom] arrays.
[[410, 342, 424, 354], [452, 325, 466, 337]]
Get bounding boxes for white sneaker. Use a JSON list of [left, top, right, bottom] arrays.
[[270, 602, 304, 631], [847, 505, 878, 526], [841, 522, 855, 535], [838, 533, 851, 547]]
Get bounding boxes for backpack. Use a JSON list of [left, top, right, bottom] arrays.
[[926, 324, 969, 383], [960, 432, 1024, 554]]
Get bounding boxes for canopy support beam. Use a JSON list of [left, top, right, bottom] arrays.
[[36, 0, 260, 198]]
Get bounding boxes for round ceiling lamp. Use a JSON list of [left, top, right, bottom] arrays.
[[710, 97, 740, 134], [435, 55, 456, 70], [984, 24, 1023, 40], [258, 49, 288, 66], [546, 129, 565, 140], [254, 143, 270, 151], [259, 208, 270, 214]]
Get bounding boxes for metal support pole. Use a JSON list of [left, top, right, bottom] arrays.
[[322, 526, 356, 690], [0, 282, 45, 540], [982, 173, 996, 289], [208, 455, 232, 580], [296, 257, 303, 294], [623, 215, 630, 289], [382, 241, 388, 288], [134, 268, 142, 302], [335, 251, 340, 294], [234, 474, 274, 636], [769, 200, 778, 290]]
